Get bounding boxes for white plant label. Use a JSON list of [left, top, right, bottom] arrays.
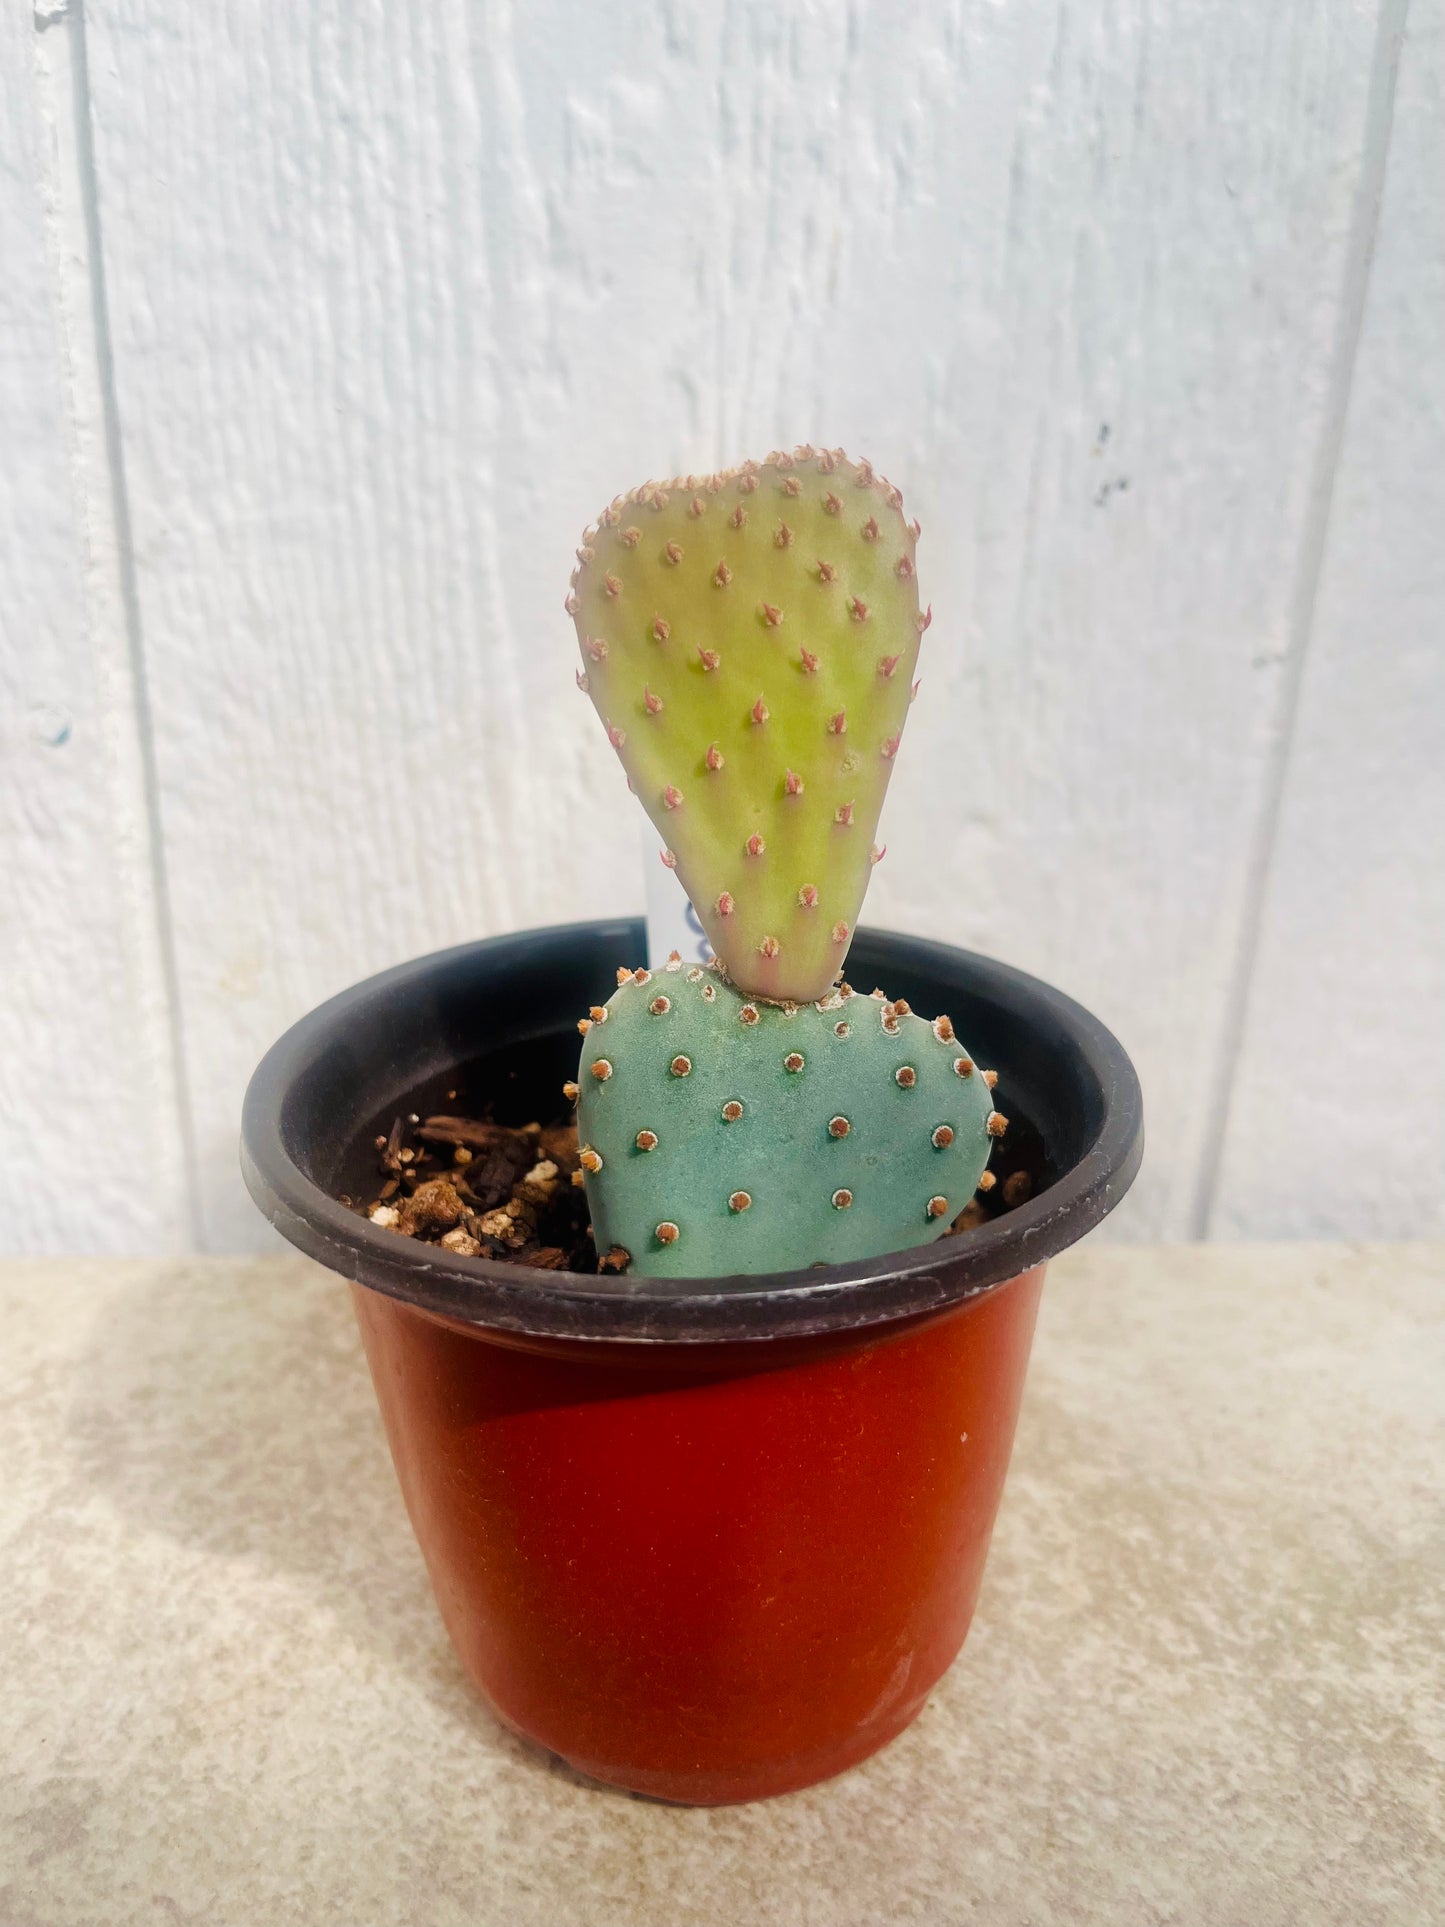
[[642, 823, 712, 969]]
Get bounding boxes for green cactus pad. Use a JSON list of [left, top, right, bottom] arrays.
[[574, 960, 1001, 1278], [568, 447, 927, 1003]]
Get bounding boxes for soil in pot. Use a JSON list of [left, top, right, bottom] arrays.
[[336, 1056, 1046, 1276]]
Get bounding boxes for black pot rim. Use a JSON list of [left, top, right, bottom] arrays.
[[241, 919, 1143, 1344]]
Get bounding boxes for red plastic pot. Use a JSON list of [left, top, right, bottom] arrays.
[[242, 920, 1141, 1804]]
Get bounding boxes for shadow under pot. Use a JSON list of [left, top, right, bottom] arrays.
[[241, 919, 1143, 1805]]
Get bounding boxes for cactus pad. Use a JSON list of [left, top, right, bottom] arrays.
[[574, 960, 1001, 1278], [569, 448, 926, 1002]]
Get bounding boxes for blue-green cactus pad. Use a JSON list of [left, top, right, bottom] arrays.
[[575, 961, 1000, 1278]]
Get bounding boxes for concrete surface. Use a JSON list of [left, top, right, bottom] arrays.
[[2, 1243, 1441, 1924]]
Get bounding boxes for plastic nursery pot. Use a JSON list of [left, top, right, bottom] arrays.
[[242, 920, 1142, 1805]]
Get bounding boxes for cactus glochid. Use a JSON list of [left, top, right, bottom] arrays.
[[574, 959, 1002, 1278], [569, 448, 926, 1005]]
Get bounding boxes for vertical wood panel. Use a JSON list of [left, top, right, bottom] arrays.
[[81, 0, 1388, 1246], [1210, 0, 1444, 1239], [0, 3, 189, 1252]]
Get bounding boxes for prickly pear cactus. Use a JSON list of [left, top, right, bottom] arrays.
[[568, 448, 927, 1004], [572, 959, 1004, 1278]]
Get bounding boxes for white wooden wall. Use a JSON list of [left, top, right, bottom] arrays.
[[4, 0, 1441, 1255]]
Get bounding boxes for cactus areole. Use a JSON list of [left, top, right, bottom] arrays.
[[570, 450, 923, 1006]]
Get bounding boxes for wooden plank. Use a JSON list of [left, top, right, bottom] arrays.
[[83, 0, 1388, 1245], [1210, 0, 1444, 1239], [0, 5, 190, 1251]]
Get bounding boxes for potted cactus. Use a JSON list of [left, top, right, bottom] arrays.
[[242, 448, 1142, 1805]]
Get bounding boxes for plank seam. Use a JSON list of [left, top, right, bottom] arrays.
[[1189, 0, 1412, 1238], [52, 0, 204, 1246]]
